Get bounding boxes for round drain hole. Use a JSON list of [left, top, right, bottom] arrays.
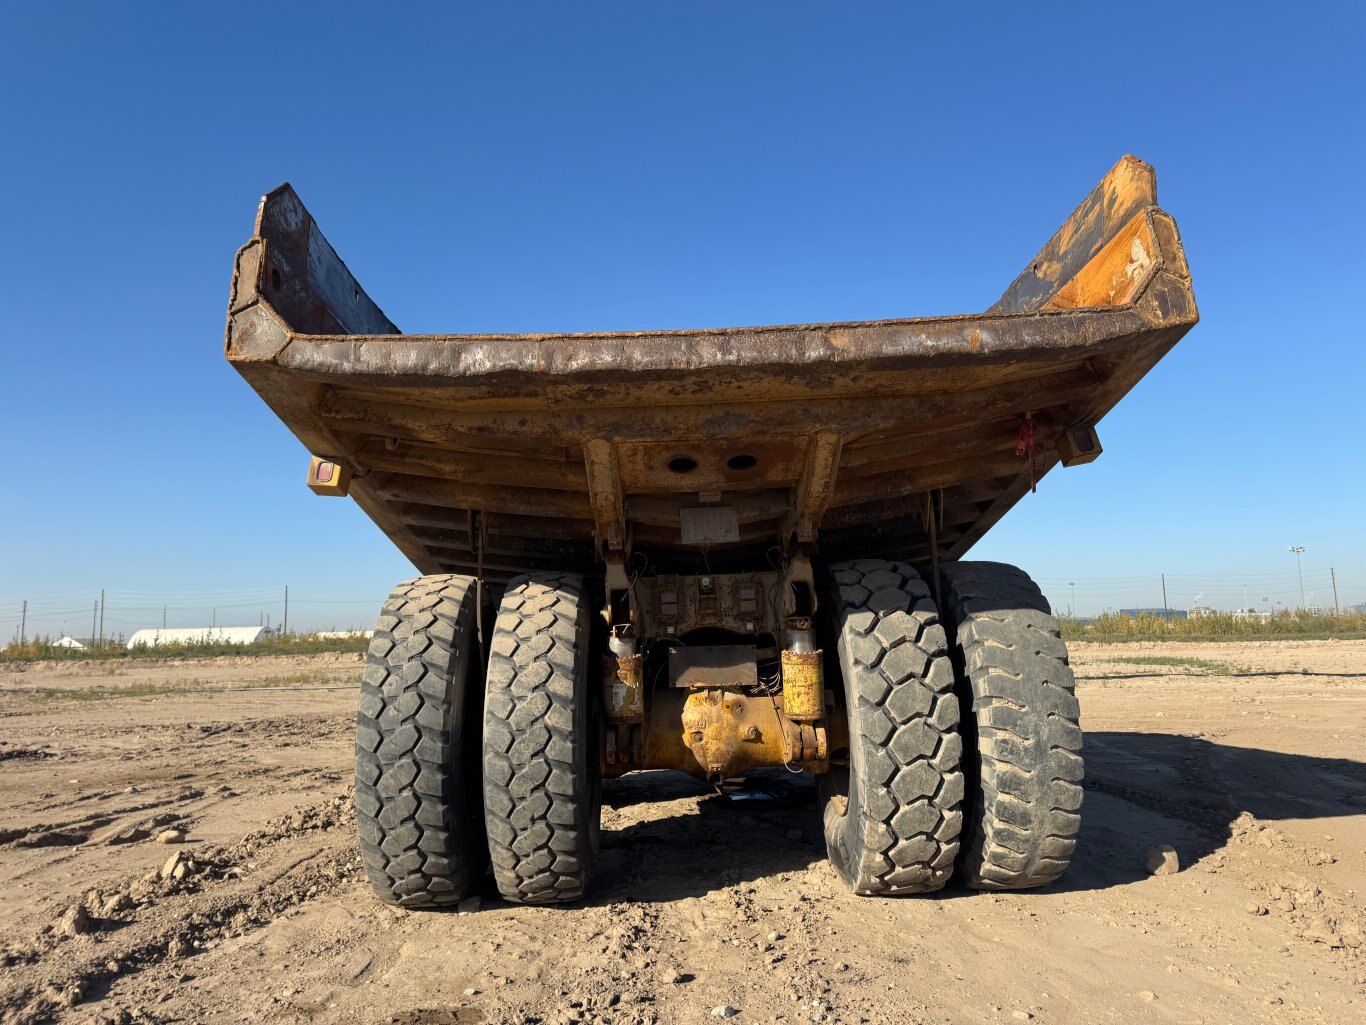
[[668, 456, 699, 474], [726, 454, 758, 471]]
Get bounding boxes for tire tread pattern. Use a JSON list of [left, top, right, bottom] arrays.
[[483, 573, 596, 904], [823, 559, 964, 895], [940, 560, 1083, 890], [355, 574, 484, 907]]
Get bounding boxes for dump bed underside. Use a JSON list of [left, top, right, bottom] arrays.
[[226, 156, 1196, 581]]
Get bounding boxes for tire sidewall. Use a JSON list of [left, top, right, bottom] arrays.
[[820, 601, 867, 886]]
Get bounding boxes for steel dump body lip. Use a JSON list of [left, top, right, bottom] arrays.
[[226, 156, 1196, 581]]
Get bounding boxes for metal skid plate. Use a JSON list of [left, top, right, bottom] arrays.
[[679, 506, 740, 545], [667, 645, 759, 689]]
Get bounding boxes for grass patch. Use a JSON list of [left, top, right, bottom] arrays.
[[1061, 610, 1366, 643], [3, 670, 354, 703], [0, 633, 369, 665]]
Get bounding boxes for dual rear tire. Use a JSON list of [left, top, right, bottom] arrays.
[[820, 559, 1083, 893], [356, 572, 599, 908], [355, 559, 1083, 905]]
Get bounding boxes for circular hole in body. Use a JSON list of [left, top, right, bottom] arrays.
[[726, 454, 758, 472], [667, 456, 698, 474]]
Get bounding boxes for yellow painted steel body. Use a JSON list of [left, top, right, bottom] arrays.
[[305, 454, 351, 496], [1056, 425, 1103, 467], [640, 687, 831, 781], [780, 649, 824, 721]]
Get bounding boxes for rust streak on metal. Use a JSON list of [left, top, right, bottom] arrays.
[[603, 652, 644, 723], [781, 650, 824, 722], [583, 439, 627, 553], [788, 433, 842, 544], [1045, 210, 1157, 311]]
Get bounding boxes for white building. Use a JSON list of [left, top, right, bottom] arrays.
[[126, 627, 272, 650]]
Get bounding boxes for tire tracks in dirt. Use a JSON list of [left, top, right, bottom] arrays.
[[1, 788, 361, 1025]]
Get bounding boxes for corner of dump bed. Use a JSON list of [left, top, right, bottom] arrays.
[[226, 183, 400, 361], [989, 154, 1195, 324]]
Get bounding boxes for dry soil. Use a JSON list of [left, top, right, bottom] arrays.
[[1, 641, 1364, 1025]]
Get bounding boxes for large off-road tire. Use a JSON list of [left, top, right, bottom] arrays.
[[939, 561, 1084, 889], [355, 574, 488, 907], [483, 573, 600, 904], [819, 560, 964, 895]]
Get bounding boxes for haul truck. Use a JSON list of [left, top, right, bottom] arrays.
[[225, 156, 1196, 904]]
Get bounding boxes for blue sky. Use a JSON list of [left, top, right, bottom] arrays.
[[2, 2, 1363, 639]]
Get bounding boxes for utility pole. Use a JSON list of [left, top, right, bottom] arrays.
[[212, 608, 216, 628], [283, 585, 289, 636], [20, 600, 26, 646], [1161, 574, 1169, 618], [1289, 546, 1306, 610], [163, 605, 167, 630], [1069, 581, 1076, 618], [1330, 567, 1339, 614], [98, 589, 105, 646], [91, 600, 98, 644]]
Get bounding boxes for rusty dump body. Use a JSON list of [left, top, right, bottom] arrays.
[[225, 155, 1196, 582]]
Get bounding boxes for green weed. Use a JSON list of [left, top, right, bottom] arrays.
[[1061, 610, 1366, 643], [1, 632, 369, 665], [4, 670, 353, 703]]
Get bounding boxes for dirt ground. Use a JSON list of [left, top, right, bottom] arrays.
[[2, 641, 1364, 1025]]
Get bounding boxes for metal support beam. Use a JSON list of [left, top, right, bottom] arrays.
[[788, 432, 842, 545], [583, 438, 627, 556]]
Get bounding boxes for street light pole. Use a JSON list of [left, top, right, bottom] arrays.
[[1289, 546, 1306, 610], [1069, 581, 1076, 618]]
